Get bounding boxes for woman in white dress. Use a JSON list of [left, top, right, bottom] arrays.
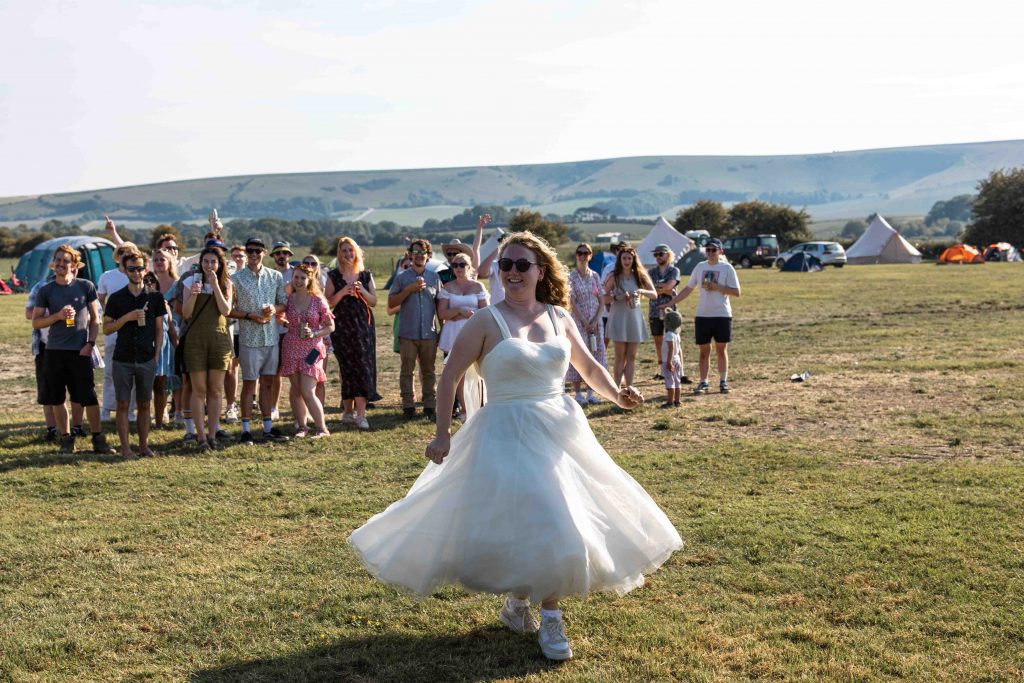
[[350, 231, 682, 661], [437, 252, 489, 420], [603, 245, 657, 389]]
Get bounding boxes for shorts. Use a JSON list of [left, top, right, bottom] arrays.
[[113, 359, 157, 403], [649, 317, 665, 337], [42, 349, 98, 407], [694, 316, 732, 345], [35, 343, 49, 405], [663, 364, 681, 389], [240, 344, 279, 381], [183, 331, 233, 374]]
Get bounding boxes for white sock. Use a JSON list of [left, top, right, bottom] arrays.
[[540, 608, 561, 620], [184, 418, 195, 435]]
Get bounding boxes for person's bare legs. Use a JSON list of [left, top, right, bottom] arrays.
[[116, 398, 135, 457], [189, 372, 209, 444], [71, 402, 84, 429], [224, 361, 237, 415], [153, 376, 167, 428], [715, 342, 729, 382], [300, 374, 327, 433], [240, 379, 257, 427], [136, 400, 153, 456], [623, 341, 639, 387], [206, 369, 225, 439], [612, 341, 627, 387], [289, 374, 308, 430], [315, 381, 326, 410], [354, 396, 367, 421], [698, 343, 712, 382], [52, 403, 69, 436], [258, 375, 276, 424], [42, 404, 56, 430]]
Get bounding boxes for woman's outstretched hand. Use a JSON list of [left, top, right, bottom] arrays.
[[425, 435, 451, 464], [616, 385, 644, 409]]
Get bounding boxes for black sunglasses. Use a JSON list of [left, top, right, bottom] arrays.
[[451, 262, 468, 269], [445, 251, 460, 258], [576, 250, 591, 256], [163, 245, 179, 251], [653, 251, 668, 256], [126, 265, 146, 273], [302, 260, 317, 267], [498, 258, 538, 273], [246, 247, 264, 254], [705, 246, 719, 252], [408, 249, 428, 256]]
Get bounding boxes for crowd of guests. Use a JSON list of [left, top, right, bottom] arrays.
[[26, 213, 740, 459]]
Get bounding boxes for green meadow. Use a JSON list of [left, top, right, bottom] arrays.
[[1, 260, 1022, 682]]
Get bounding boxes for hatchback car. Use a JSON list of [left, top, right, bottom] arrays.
[[775, 241, 847, 268], [721, 234, 779, 268]]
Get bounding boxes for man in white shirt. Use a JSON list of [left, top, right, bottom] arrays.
[[660, 238, 741, 395], [97, 242, 141, 421]]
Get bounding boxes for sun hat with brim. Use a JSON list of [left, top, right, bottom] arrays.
[[442, 239, 474, 259], [651, 243, 671, 253], [271, 241, 293, 255]]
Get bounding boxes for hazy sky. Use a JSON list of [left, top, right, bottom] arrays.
[[2, 0, 1023, 196]]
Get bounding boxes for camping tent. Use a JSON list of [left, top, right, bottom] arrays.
[[983, 243, 1021, 262], [780, 252, 823, 272], [845, 215, 922, 265], [938, 244, 984, 264], [635, 217, 694, 266], [14, 235, 117, 287], [675, 248, 707, 277]]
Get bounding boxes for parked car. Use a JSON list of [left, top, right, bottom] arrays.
[[721, 234, 779, 268], [775, 241, 847, 268]]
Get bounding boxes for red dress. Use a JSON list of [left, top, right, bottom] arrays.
[[279, 295, 332, 381]]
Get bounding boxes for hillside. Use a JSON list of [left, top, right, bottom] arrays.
[[3, 140, 1023, 225]]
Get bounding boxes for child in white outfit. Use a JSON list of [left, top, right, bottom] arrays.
[[661, 310, 684, 407]]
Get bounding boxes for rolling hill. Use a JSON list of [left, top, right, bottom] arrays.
[[3, 140, 1022, 226]]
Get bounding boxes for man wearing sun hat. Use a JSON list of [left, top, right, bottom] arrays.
[[438, 238, 475, 285]]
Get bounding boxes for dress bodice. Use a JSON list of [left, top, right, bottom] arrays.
[[480, 305, 570, 403]]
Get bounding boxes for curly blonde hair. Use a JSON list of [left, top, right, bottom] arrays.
[[498, 231, 569, 307]]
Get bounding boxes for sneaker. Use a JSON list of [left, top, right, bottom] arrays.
[[91, 433, 114, 455], [499, 597, 539, 634], [270, 408, 280, 421], [423, 407, 436, 420], [215, 429, 233, 443], [263, 427, 289, 443], [182, 433, 198, 448], [59, 433, 75, 454], [238, 431, 255, 445], [720, 380, 731, 394], [402, 407, 417, 420], [693, 381, 709, 395], [45, 427, 58, 443], [681, 376, 693, 385], [341, 413, 356, 426], [355, 417, 370, 431], [588, 394, 601, 405], [71, 425, 86, 438], [224, 404, 239, 423], [661, 401, 675, 409], [538, 614, 573, 661]]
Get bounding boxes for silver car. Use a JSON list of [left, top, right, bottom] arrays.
[[776, 241, 847, 268]]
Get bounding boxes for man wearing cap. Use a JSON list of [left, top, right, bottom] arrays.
[[268, 241, 294, 419], [647, 244, 688, 383], [230, 237, 288, 443], [660, 238, 741, 395], [389, 239, 441, 419]]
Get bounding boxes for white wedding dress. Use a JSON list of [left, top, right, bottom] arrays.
[[350, 305, 683, 603]]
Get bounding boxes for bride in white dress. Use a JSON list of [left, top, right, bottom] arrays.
[[350, 231, 683, 661]]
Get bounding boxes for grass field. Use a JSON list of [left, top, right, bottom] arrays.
[[1, 262, 1023, 682]]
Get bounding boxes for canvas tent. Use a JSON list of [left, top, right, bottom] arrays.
[[780, 252, 823, 272], [845, 215, 922, 265], [938, 244, 983, 264], [636, 217, 694, 266], [15, 236, 117, 288]]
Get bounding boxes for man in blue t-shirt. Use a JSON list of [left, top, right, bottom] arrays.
[[32, 245, 114, 455]]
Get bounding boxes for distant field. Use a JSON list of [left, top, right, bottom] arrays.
[[1, 263, 1023, 681]]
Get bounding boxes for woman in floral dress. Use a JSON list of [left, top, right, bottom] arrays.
[[566, 243, 607, 405], [280, 265, 334, 438]]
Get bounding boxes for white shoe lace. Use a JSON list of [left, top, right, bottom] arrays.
[[541, 617, 568, 647]]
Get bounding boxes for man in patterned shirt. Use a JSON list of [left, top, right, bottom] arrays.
[[230, 237, 288, 444]]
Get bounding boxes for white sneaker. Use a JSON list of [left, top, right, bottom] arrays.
[[341, 413, 356, 425], [270, 408, 280, 421], [224, 404, 239, 423], [355, 416, 370, 431], [538, 613, 572, 660], [499, 597, 539, 634]]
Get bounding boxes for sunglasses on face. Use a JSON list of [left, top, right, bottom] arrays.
[[498, 258, 538, 273], [451, 262, 468, 269], [705, 247, 718, 252], [446, 251, 459, 259], [408, 249, 428, 256], [576, 251, 591, 257], [246, 248, 264, 254], [654, 252, 667, 257], [302, 260, 317, 267], [126, 265, 146, 273], [163, 245, 178, 251]]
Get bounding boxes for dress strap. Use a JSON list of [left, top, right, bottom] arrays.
[[545, 304, 561, 336], [487, 305, 511, 340]]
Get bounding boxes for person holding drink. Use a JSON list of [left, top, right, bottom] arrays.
[[603, 245, 657, 389], [103, 252, 165, 458], [230, 237, 288, 444], [566, 242, 607, 405], [388, 239, 441, 420], [281, 265, 334, 438], [182, 247, 233, 450]]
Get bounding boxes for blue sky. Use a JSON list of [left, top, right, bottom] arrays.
[[2, 0, 1023, 196]]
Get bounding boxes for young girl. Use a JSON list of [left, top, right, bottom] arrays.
[[661, 310, 684, 407], [281, 265, 334, 438]]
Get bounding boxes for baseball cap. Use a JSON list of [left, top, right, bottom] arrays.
[[706, 238, 724, 249], [245, 236, 267, 250]]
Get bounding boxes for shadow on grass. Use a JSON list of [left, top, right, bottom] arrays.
[[190, 626, 557, 683]]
